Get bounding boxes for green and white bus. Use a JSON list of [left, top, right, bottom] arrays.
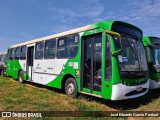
[[143, 36, 160, 89], [6, 20, 149, 100]]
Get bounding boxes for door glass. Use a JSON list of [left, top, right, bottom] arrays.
[[83, 34, 102, 92], [83, 36, 92, 89], [105, 38, 112, 79], [27, 47, 34, 66], [27, 47, 34, 80], [93, 34, 102, 91]]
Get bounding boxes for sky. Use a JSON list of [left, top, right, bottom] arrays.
[[0, 0, 160, 52]]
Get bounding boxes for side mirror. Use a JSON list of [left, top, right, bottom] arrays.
[[105, 30, 122, 55]]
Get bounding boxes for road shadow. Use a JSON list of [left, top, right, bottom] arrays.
[[23, 80, 160, 110], [80, 88, 160, 110], [24, 80, 63, 93]]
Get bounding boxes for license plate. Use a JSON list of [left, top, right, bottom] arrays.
[[137, 87, 142, 92]]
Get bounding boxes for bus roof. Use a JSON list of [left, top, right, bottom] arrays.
[[9, 20, 141, 48], [10, 25, 92, 48]]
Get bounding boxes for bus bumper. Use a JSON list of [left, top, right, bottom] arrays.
[[149, 79, 160, 89], [111, 79, 149, 100]]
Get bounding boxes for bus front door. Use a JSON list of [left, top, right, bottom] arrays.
[[27, 46, 34, 80], [81, 34, 102, 95]]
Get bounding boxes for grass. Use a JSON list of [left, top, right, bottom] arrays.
[[0, 76, 160, 119]]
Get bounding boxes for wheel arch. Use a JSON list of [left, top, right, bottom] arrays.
[[61, 74, 77, 91]]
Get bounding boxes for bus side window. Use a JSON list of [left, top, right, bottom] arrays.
[[7, 49, 10, 60], [15, 47, 21, 60], [35, 42, 44, 59], [20, 46, 26, 60], [67, 35, 79, 58], [8, 49, 11, 60], [57, 38, 68, 58], [57, 35, 79, 59], [10, 48, 15, 60], [44, 39, 56, 59]]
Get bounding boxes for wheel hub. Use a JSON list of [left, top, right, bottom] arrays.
[[67, 83, 75, 95]]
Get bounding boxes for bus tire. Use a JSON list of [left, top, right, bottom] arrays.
[[18, 71, 23, 84], [65, 78, 77, 98]]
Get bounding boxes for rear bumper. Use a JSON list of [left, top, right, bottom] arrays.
[[111, 79, 149, 100], [149, 79, 160, 89]]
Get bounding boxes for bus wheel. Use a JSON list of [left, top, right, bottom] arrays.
[[65, 78, 77, 98], [18, 71, 23, 83]]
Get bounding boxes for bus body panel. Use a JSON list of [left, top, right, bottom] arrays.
[[111, 80, 149, 100]]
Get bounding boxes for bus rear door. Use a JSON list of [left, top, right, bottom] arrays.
[[26, 46, 34, 80]]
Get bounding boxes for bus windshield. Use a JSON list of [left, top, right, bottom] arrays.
[[151, 46, 160, 70], [149, 37, 160, 71], [114, 35, 148, 72]]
